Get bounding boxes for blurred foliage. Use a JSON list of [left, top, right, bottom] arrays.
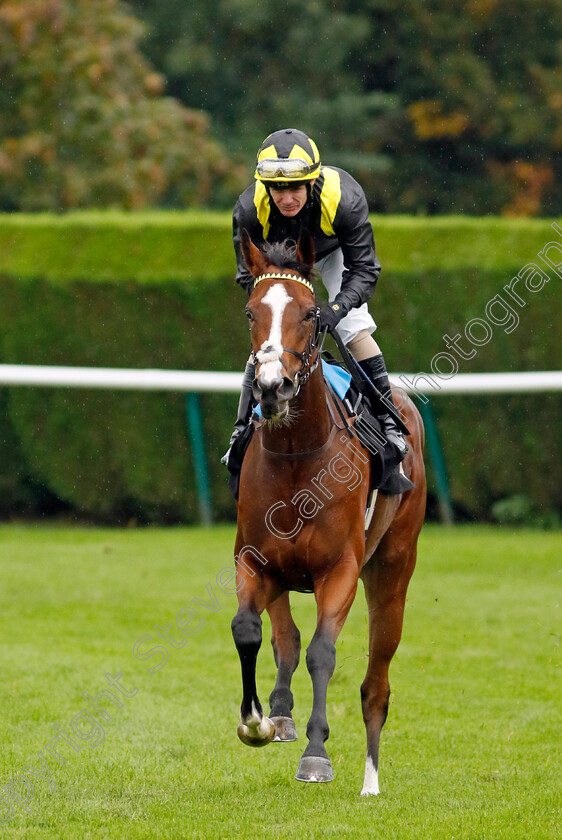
[[0, 214, 560, 523], [0, 0, 559, 214], [0, 0, 245, 210], [129, 0, 562, 215], [491, 494, 560, 528]]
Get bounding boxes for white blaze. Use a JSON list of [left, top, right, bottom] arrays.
[[257, 284, 293, 385]]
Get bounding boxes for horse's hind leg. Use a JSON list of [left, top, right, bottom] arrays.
[[359, 538, 418, 795], [267, 592, 300, 741]]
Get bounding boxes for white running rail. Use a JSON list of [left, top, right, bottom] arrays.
[[0, 365, 560, 394]]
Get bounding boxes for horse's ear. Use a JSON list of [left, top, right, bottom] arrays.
[[296, 230, 315, 276], [241, 229, 268, 278]]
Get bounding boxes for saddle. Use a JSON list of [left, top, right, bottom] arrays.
[[226, 354, 415, 502]]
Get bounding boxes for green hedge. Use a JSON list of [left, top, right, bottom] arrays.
[[0, 211, 558, 280], [0, 212, 560, 523]]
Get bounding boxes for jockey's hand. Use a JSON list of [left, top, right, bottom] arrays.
[[317, 301, 346, 333]]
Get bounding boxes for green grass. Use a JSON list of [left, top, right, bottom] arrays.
[[0, 524, 559, 839]]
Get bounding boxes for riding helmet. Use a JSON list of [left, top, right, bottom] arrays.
[[255, 128, 321, 185]]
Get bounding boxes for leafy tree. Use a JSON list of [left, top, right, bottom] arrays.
[[358, 0, 562, 214], [127, 0, 397, 177], [0, 0, 244, 210], [130, 0, 561, 215]]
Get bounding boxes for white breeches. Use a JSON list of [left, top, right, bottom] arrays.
[[314, 248, 377, 346]]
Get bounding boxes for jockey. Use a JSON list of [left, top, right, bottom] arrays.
[[223, 127, 406, 464]]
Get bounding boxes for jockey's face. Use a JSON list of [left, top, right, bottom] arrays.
[[268, 182, 313, 217]]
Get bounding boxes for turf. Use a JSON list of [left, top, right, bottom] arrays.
[[0, 524, 559, 839]]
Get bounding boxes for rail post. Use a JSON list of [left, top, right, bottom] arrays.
[[417, 399, 454, 525], [186, 392, 212, 526]]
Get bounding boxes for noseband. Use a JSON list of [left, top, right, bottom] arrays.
[[252, 272, 324, 396]]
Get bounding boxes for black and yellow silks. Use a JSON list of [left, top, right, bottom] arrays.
[[233, 165, 382, 317]]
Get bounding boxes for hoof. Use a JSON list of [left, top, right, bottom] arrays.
[[295, 755, 334, 783], [237, 715, 276, 748], [271, 716, 298, 742]]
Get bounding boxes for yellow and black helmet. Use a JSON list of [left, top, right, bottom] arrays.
[[255, 128, 321, 184]]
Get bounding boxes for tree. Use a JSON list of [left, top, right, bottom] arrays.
[[0, 0, 244, 210], [358, 0, 562, 214], [128, 0, 397, 179], [130, 0, 561, 215]]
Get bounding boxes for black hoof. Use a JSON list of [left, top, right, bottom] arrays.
[[295, 755, 334, 783], [271, 716, 298, 742]]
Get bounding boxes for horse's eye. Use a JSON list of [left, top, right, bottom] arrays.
[[304, 309, 315, 322], [245, 309, 254, 322]]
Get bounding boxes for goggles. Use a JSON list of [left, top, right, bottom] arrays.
[[255, 158, 319, 181]]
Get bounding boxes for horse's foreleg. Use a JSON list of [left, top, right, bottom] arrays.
[[296, 559, 360, 783], [359, 541, 418, 795], [267, 592, 300, 742], [231, 574, 278, 748]]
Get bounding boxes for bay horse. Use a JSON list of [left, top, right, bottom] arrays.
[[231, 231, 426, 795]]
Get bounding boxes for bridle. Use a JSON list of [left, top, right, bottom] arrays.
[[251, 272, 326, 397], [281, 312, 322, 395]]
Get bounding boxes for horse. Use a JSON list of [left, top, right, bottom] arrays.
[[231, 230, 426, 795]]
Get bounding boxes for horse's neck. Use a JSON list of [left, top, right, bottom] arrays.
[[261, 363, 331, 456]]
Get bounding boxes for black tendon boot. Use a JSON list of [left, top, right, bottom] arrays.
[[359, 353, 408, 458], [221, 359, 256, 466]]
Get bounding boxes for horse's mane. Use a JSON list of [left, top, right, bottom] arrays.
[[262, 240, 315, 281]]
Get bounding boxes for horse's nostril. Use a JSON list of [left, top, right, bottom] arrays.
[[278, 377, 295, 399]]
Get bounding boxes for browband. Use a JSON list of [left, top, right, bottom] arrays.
[[254, 272, 314, 295]]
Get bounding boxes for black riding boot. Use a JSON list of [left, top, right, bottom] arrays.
[[359, 353, 408, 458], [221, 359, 256, 466]]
